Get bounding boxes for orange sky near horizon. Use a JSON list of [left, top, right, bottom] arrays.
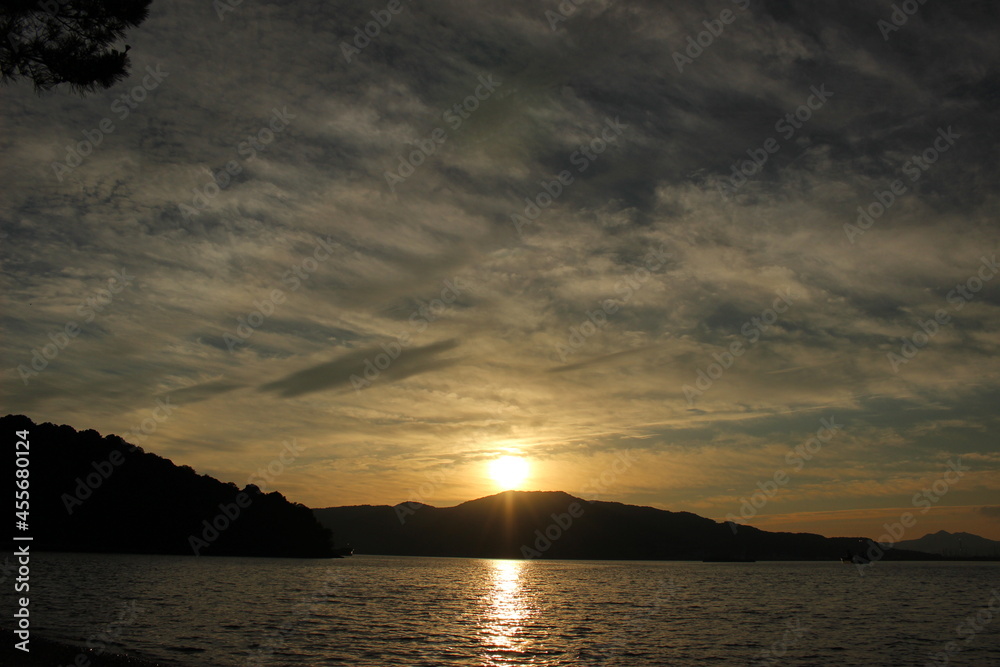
[[708, 505, 1000, 542]]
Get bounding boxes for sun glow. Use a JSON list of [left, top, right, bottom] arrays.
[[488, 455, 530, 490]]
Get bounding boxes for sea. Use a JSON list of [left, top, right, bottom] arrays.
[[5, 552, 1000, 666]]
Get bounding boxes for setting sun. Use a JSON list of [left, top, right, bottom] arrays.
[[488, 456, 530, 490]]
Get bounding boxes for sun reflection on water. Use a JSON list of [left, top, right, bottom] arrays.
[[479, 559, 535, 665]]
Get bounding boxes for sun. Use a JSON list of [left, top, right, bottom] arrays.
[[488, 455, 530, 490]]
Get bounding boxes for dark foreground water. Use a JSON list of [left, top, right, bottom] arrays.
[[4, 552, 999, 666]]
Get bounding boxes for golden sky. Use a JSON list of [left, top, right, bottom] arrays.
[[2, 0, 999, 541]]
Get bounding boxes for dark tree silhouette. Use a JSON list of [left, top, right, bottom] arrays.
[[1, 0, 152, 94], [3, 415, 337, 558]]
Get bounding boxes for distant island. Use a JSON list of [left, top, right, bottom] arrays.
[[4, 415, 336, 558], [314, 490, 962, 562]]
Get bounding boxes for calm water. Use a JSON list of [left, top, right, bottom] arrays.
[[6, 552, 1000, 666]]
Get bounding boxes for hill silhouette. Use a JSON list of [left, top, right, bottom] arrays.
[[893, 530, 1000, 557], [5, 414, 334, 558], [315, 490, 939, 561]]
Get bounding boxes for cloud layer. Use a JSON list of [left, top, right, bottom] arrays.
[[2, 0, 998, 538]]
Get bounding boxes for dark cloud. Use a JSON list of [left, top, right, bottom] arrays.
[[259, 339, 461, 398], [548, 345, 661, 373], [0, 0, 998, 521], [162, 381, 244, 405]]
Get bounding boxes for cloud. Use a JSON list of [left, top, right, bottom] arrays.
[[162, 380, 244, 405], [259, 339, 461, 398], [0, 0, 997, 532], [981, 506, 1000, 520], [547, 344, 663, 373]]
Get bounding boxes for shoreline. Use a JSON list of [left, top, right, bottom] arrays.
[[1, 629, 190, 667]]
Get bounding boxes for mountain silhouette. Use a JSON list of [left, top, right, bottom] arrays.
[[5, 414, 335, 558], [892, 530, 1000, 557], [314, 490, 938, 561], [8, 412, 984, 563]]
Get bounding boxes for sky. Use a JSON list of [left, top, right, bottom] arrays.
[[2, 0, 999, 541]]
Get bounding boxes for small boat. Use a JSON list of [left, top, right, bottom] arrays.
[[332, 544, 354, 558]]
